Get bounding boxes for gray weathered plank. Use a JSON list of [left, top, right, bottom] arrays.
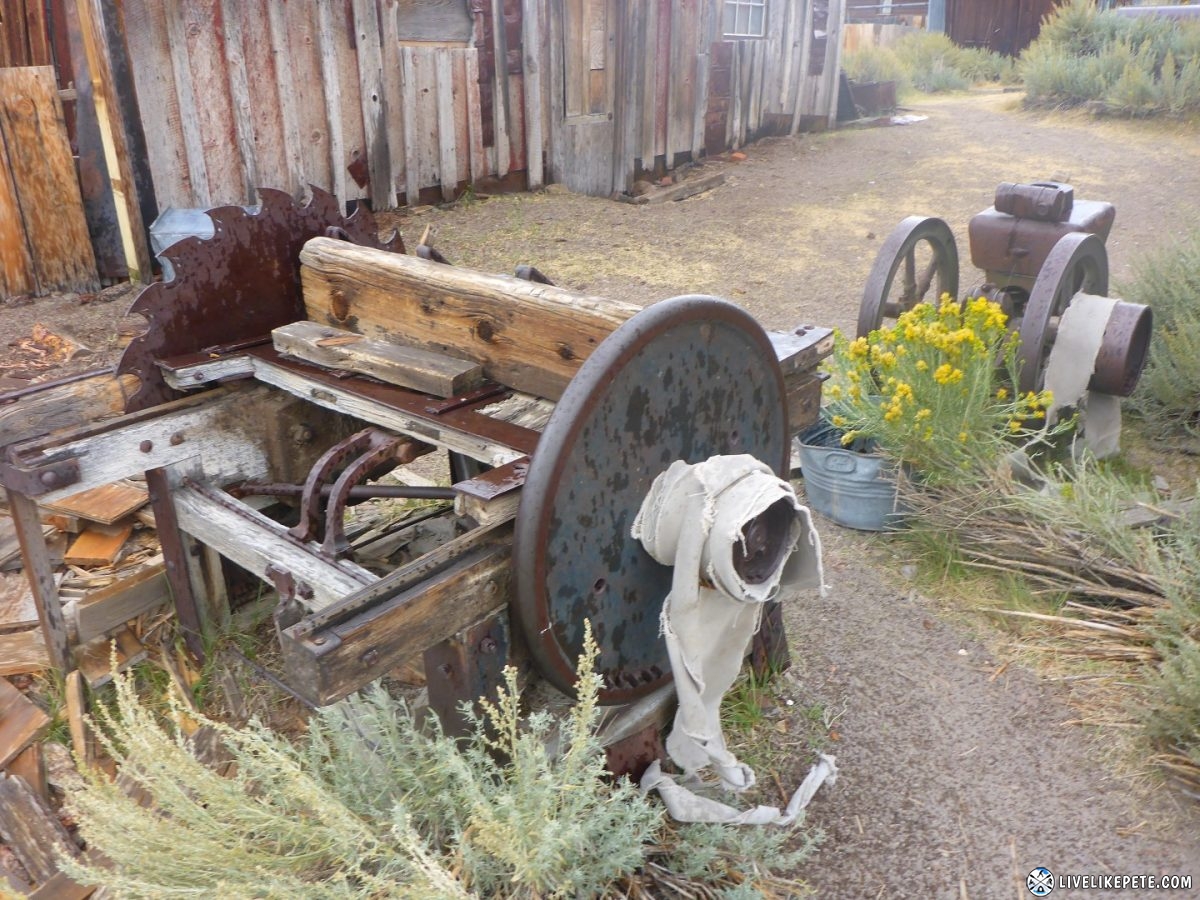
[[521, 0, 544, 189], [351, 0, 394, 207], [435, 48, 458, 200], [317, 0, 349, 207], [272, 320, 484, 397], [164, 0, 211, 204], [221, 0, 260, 199], [266, 0, 305, 193]]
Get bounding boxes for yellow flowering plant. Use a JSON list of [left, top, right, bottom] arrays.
[[820, 296, 1063, 480]]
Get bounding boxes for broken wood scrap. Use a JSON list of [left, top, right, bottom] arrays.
[[71, 560, 168, 646], [64, 520, 134, 567], [0, 676, 51, 769], [0, 770, 79, 884], [42, 480, 149, 525], [0, 571, 39, 630], [272, 320, 485, 398], [7, 744, 48, 803], [74, 627, 147, 689], [0, 630, 49, 676]]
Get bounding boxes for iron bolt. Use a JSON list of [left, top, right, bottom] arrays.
[[313, 637, 327, 646], [139, 440, 153, 453], [361, 648, 380, 666], [479, 637, 498, 654], [39, 471, 58, 487], [484, 580, 498, 597], [170, 432, 185, 446], [438, 662, 453, 675]]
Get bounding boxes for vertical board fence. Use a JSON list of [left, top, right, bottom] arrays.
[[114, 0, 847, 215]]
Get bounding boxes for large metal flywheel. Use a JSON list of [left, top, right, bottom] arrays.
[[512, 295, 789, 704]]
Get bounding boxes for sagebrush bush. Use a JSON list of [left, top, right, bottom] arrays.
[[61, 624, 818, 898], [842, 31, 1014, 98], [1021, 0, 1200, 115], [1125, 230, 1200, 437]]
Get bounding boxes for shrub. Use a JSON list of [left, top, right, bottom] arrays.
[[1021, 0, 1200, 115], [822, 297, 1058, 482], [842, 32, 1014, 98], [1125, 229, 1200, 437], [61, 624, 818, 898]]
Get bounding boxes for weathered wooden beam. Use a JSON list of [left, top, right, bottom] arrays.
[[0, 676, 51, 769], [281, 529, 511, 706], [72, 561, 168, 644], [6, 491, 70, 671], [272, 320, 484, 397], [1, 384, 332, 505], [161, 349, 533, 466], [300, 236, 641, 400], [171, 483, 375, 612], [0, 372, 137, 449]]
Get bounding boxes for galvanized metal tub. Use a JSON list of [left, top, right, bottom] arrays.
[[796, 420, 904, 532]]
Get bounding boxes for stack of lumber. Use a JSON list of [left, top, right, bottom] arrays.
[[1, 479, 166, 686]]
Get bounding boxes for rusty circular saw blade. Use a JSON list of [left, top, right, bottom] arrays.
[[512, 295, 789, 705], [117, 187, 402, 412], [858, 215, 959, 338], [1016, 231, 1109, 395]]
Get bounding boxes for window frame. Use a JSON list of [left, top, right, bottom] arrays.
[[722, 0, 768, 39]]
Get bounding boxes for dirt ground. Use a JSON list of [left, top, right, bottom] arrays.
[[5, 90, 1200, 897]]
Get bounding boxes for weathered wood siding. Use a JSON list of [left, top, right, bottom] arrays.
[[110, 0, 847, 212], [0, 67, 99, 296]]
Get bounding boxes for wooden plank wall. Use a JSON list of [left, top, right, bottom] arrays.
[[0, 0, 52, 68], [0, 67, 99, 297], [113, 0, 845, 210]]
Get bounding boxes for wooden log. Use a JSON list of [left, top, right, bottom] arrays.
[[0, 770, 78, 884], [300, 236, 641, 400], [272, 320, 484, 397], [0, 372, 137, 449]]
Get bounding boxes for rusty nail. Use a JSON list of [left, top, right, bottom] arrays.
[[170, 432, 184, 446], [139, 440, 153, 453], [479, 637, 498, 654], [313, 636, 326, 646]]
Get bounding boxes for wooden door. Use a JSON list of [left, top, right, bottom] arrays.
[[549, 0, 619, 196]]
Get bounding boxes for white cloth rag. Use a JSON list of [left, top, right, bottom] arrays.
[[631, 454, 835, 823]]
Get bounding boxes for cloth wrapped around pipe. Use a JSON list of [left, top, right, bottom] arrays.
[[631, 454, 836, 824]]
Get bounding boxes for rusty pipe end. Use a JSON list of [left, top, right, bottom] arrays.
[[1090, 301, 1153, 397]]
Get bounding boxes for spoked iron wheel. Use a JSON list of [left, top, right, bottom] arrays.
[[1016, 232, 1109, 394], [857, 216, 959, 338]]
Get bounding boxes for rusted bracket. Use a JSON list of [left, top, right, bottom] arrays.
[[288, 428, 433, 557], [0, 455, 81, 496]]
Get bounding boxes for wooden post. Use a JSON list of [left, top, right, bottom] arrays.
[[74, 0, 154, 282], [145, 467, 207, 660], [351, 0, 395, 208], [5, 490, 71, 672]]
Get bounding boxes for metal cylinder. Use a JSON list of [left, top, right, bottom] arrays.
[[1090, 301, 1153, 397]]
